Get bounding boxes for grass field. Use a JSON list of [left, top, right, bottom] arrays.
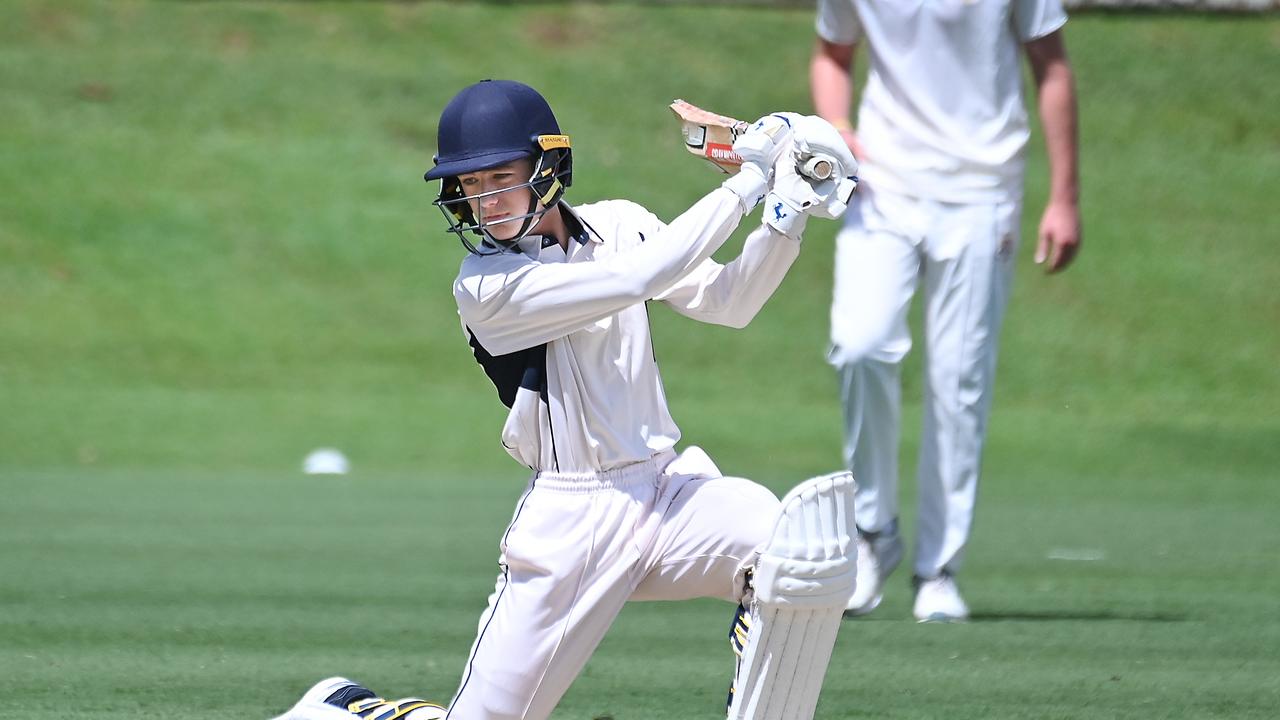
[[3, 1, 1279, 718]]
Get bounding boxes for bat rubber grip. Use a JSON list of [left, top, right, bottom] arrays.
[[800, 154, 836, 181]]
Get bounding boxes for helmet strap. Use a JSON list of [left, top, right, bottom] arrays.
[[480, 192, 545, 250]]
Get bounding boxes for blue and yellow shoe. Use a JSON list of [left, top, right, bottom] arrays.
[[725, 602, 752, 712], [271, 677, 446, 720]]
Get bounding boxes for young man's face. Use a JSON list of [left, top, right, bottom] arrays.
[[458, 158, 537, 243]]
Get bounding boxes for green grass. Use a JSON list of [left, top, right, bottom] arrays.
[[2, 1, 1279, 718]]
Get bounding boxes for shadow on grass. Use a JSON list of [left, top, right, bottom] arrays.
[[969, 609, 1189, 622]]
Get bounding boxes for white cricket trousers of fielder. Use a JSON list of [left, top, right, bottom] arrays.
[[829, 185, 1020, 579], [447, 447, 780, 720]]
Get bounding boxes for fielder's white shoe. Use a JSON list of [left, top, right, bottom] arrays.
[[270, 677, 446, 720], [843, 526, 903, 617], [912, 573, 970, 623]]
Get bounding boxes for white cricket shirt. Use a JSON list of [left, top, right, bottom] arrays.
[[454, 187, 800, 473], [816, 0, 1068, 203]]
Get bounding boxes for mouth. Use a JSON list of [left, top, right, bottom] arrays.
[[482, 212, 511, 224]]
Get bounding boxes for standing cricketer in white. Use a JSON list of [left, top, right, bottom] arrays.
[[811, 0, 1082, 621], [272, 80, 863, 720]]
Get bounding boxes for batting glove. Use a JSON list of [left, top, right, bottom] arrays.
[[791, 115, 859, 219], [722, 162, 769, 211], [733, 113, 800, 173], [761, 160, 812, 239], [723, 112, 802, 208], [762, 116, 860, 237]]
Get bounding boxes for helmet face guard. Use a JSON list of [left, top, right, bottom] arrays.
[[432, 137, 573, 255], [424, 80, 574, 255]]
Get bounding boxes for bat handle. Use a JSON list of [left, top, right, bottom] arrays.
[[799, 153, 836, 182]]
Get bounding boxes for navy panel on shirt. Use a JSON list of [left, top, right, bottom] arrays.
[[466, 328, 548, 409]]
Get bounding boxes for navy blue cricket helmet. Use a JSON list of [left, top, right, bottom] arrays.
[[425, 80, 573, 254]]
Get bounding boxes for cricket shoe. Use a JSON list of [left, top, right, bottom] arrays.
[[270, 677, 446, 720], [725, 602, 752, 712], [843, 523, 903, 617], [912, 573, 970, 623]]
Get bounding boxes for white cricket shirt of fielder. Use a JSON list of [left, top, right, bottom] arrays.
[[816, 0, 1068, 203], [454, 186, 799, 473]]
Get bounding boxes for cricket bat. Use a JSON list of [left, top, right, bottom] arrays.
[[670, 99, 835, 181]]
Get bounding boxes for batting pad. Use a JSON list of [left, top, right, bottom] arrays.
[[728, 472, 857, 720]]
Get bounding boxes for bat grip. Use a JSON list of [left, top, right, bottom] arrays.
[[799, 154, 836, 181]]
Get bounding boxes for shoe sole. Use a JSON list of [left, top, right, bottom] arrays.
[[915, 613, 968, 624]]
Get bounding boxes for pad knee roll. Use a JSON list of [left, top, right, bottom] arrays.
[[751, 471, 858, 609]]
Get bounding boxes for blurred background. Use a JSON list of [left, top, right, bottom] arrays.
[[2, 1, 1277, 718]]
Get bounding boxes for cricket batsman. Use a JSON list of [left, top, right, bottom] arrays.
[[273, 79, 861, 720]]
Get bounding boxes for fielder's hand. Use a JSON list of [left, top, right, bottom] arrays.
[[1035, 200, 1081, 273]]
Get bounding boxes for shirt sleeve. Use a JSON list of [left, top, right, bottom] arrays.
[[1011, 0, 1068, 42], [654, 223, 802, 328], [815, 0, 862, 46], [455, 189, 747, 356]]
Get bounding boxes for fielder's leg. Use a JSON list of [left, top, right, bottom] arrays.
[[727, 472, 857, 720], [829, 187, 921, 615], [913, 197, 1019, 623]]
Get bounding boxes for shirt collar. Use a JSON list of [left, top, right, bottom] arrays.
[[498, 202, 599, 258]]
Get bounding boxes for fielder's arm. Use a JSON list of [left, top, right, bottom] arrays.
[[810, 37, 864, 160], [1026, 29, 1081, 273]]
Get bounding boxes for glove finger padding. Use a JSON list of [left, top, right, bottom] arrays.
[[792, 115, 860, 219], [732, 113, 802, 176]]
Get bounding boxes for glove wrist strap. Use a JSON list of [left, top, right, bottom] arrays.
[[723, 163, 768, 211], [763, 191, 809, 239]]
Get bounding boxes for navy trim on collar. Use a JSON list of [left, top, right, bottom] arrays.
[[482, 202, 600, 257]]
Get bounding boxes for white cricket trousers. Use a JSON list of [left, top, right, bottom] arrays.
[[447, 447, 780, 720], [829, 185, 1020, 579]]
